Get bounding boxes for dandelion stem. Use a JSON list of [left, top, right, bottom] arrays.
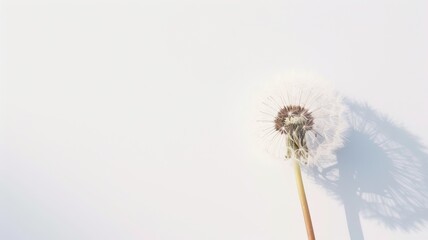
[[293, 160, 315, 240]]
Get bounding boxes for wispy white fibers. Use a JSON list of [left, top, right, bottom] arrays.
[[259, 72, 348, 166]]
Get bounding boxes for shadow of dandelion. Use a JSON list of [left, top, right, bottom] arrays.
[[308, 99, 428, 240]]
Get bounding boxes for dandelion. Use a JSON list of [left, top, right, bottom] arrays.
[[259, 72, 348, 240], [260, 73, 347, 165]]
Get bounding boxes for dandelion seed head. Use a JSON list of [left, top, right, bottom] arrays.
[[259, 72, 348, 165]]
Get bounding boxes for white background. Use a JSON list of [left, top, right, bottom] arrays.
[[1, 0, 428, 239]]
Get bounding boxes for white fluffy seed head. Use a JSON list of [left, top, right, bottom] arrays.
[[258, 72, 348, 166]]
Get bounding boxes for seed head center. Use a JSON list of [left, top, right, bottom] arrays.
[[273, 105, 314, 161], [284, 115, 307, 126], [274, 105, 314, 135]]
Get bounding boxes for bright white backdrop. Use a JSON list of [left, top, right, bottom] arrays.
[[1, 1, 428, 239]]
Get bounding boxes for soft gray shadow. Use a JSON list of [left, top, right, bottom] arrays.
[[308, 99, 428, 240]]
